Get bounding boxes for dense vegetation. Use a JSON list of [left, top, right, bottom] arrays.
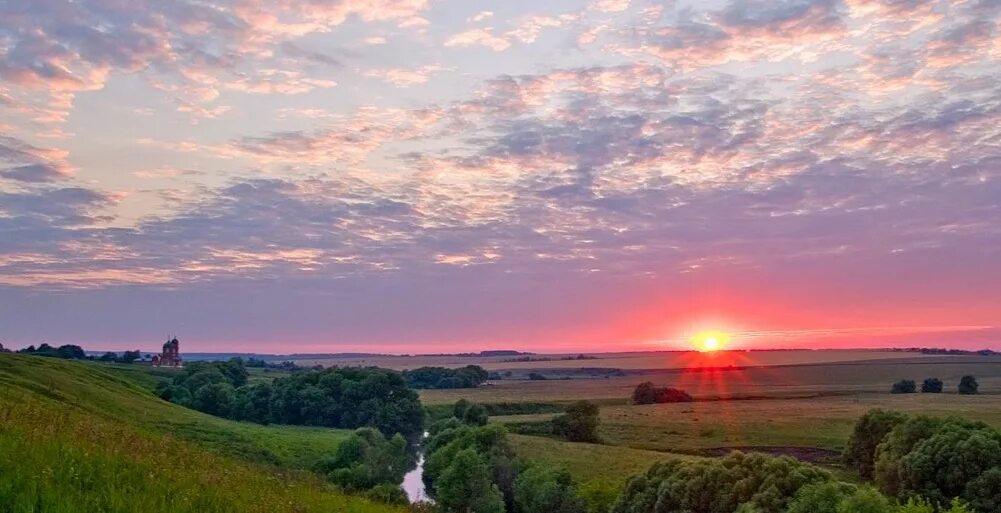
[[158, 359, 424, 439], [16, 342, 87, 359], [0, 353, 403, 513], [891, 379, 917, 394], [423, 403, 587, 513], [314, 428, 413, 504], [631, 382, 694, 404], [552, 400, 600, 443], [845, 409, 1001, 512], [611, 452, 831, 513], [402, 365, 489, 389]]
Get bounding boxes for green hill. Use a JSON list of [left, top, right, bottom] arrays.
[[0, 353, 403, 513]]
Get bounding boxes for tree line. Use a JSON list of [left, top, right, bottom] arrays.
[[157, 359, 425, 439], [891, 376, 978, 394], [402, 365, 490, 389]]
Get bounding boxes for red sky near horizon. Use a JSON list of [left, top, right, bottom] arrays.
[[1, 0, 999, 353]]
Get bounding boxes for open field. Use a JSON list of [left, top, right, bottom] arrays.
[[420, 355, 1001, 404], [0, 353, 398, 513], [496, 393, 1001, 454], [298, 349, 929, 371]]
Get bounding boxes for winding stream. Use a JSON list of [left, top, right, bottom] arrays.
[[402, 453, 428, 502]]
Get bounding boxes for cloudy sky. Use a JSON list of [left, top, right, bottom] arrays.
[[1, 0, 999, 353]]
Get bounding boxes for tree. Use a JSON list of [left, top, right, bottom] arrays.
[[192, 382, 236, 417], [98, 351, 118, 362], [844, 409, 907, 479], [632, 382, 693, 404], [891, 380, 916, 394], [514, 466, 586, 513], [0, 342, 10, 353], [436, 448, 505, 513], [787, 482, 856, 513], [316, 428, 412, 491], [611, 452, 831, 513], [462, 403, 489, 426], [528, 372, 547, 381], [118, 350, 141, 364], [959, 375, 979, 395], [921, 378, 943, 393], [553, 400, 600, 443]]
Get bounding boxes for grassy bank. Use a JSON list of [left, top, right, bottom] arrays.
[[0, 354, 397, 513]]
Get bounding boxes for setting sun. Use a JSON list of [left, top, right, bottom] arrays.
[[691, 330, 731, 352]]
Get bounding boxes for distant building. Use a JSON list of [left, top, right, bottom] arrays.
[[151, 337, 182, 367]]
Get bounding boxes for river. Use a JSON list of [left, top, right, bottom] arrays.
[[402, 453, 428, 502]]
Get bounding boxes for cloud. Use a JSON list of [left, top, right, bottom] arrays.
[[445, 28, 512, 51]]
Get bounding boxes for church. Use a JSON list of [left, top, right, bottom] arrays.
[[151, 337, 182, 368]]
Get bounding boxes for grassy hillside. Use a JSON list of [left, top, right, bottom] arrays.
[[0, 353, 401, 513]]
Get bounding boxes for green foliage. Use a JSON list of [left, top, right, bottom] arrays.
[[315, 428, 413, 491], [958, 376, 979, 395], [610, 452, 831, 513], [891, 380, 916, 394], [844, 409, 907, 480], [835, 486, 893, 513], [423, 424, 518, 506], [364, 483, 410, 505], [553, 401, 600, 443], [436, 448, 506, 513], [17, 343, 87, 359], [578, 480, 620, 513], [787, 482, 858, 513], [463, 403, 489, 426], [631, 382, 693, 404], [514, 466, 587, 513], [920, 378, 943, 393], [163, 360, 424, 438], [403, 365, 489, 389]]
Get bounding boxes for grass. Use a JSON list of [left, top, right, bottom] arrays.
[[0, 353, 400, 513], [0, 354, 349, 469]]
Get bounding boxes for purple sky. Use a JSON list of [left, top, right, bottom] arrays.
[[1, 0, 999, 353]]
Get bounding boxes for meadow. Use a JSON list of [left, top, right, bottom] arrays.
[[0, 353, 396, 513]]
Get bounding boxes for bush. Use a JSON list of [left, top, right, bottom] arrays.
[[423, 424, 517, 507], [315, 428, 412, 491], [436, 448, 505, 513], [363, 483, 409, 505], [528, 372, 547, 381], [921, 378, 943, 393], [552, 401, 600, 443], [844, 410, 907, 480], [514, 466, 586, 513], [959, 375, 979, 395], [631, 382, 693, 404], [611, 452, 831, 513], [891, 380, 916, 394]]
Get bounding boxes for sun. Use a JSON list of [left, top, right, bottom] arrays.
[[691, 330, 731, 352]]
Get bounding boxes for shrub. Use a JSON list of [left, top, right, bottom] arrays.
[[315, 428, 412, 491], [921, 378, 943, 393], [364, 483, 409, 505], [528, 372, 547, 381], [891, 380, 916, 394], [436, 449, 506, 513], [611, 452, 831, 513], [959, 375, 979, 395], [844, 409, 907, 479], [552, 401, 600, 443], [514, 466, 586, 513], [631, 382, 693, 404]]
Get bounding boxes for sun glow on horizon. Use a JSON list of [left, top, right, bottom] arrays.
[[691, 330, 731, 352]]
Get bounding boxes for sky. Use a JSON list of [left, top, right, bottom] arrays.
[[1, 0, 999, 353]]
